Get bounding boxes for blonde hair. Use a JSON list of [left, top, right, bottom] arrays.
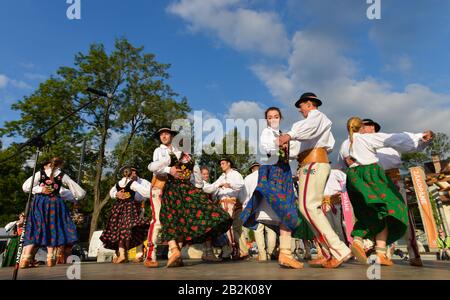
[[347, 117, 363, 149], [49, 157, 64, 181]]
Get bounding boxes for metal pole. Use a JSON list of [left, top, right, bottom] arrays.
[[12, 147, 41, 280], [77, 138, 86, 184]]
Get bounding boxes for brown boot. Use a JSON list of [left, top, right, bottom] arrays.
[[322, 253, 352, 269], [167, 246, 182, 268], [19, 255, 32, 269], [114, 248, 128, 264], [351, 241, 368, 265], [409, 257, 423, 267], [278, 251, 304, 269], [376, 253, 394, 266], [308, 257, 328, 268], [144, 259, 159, 268], [47, 255, 56, 267]]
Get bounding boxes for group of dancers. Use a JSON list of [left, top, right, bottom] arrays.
[[16, 92, 435, 270]]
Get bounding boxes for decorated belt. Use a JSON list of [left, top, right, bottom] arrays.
[[220, 197, 238, 204], [323, 193, 342, 206], [297, 147, 329, 166]]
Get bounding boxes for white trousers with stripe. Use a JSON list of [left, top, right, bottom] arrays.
[[298, 162, 351, 261], [145, 188, 162, 261]]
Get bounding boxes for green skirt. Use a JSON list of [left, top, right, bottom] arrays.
[[2, 236, 19, 267], [346, 163, 407, 245], [292, 209, 315, 240]]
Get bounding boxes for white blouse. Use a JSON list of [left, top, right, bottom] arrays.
[[22, 168, 86, 200], [350, 132, 424, 166], [109, 177, 151, 201], [287, 109, 335, 153], [204, 169, 245, 201], [148, 144, 182, 175], [324, 169, 347, 196], [260, 127, 280, 155]]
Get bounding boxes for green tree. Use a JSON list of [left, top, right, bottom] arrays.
[[198, 128, 256, 181], [0, 38, 190, 239], [402, 132, 450, 168]]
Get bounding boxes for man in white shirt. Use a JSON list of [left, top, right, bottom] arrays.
[[278, 92, 352, 268], [361, 119, 424, 267], [204, 157, 246, 259], [144, 127, 182, 268]]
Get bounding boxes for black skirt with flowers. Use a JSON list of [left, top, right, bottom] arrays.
[[159, 177, 232, 245]]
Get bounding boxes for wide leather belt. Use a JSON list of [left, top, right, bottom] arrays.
[[220, 197, 242, 210], [385, 168, 401, 181], [151, 174, 168, 191], [297, 147, 329, 166]]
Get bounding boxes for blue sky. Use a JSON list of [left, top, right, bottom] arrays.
[[1, 0, 450, 153]]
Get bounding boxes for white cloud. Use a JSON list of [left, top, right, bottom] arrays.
[[167, 0, 290, 57], [10, 79, 32, 89], [225, 100, 265, 120], [0, 74, 8, 89], [251, 30, 450, 145], [168, 1, 450, 154], [0, 74, 32, 89]]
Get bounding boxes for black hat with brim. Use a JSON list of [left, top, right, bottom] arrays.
[[294, 92, 322, 108], [219, 157, 234, 167], [152, 127, 179, 140], [362, 119, 381, 133], [249, 162, 261, 172]]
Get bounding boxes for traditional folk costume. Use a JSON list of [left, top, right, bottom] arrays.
[[21, 167, 86, 266], [367, 119, 426, 266], [109, 174, 150, 262], [323, 169, 347, 244], [240, 166, 277, 261], [287, 93, 352, 268], [100, 177, 150, 262], [145, 137, 182, 267], [346, 131, 427, 265], [159, 153, 232, 265], [204, 163, 247, 259]]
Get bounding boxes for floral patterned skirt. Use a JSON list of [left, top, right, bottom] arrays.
[[346, 163, 408, 245], [24, 194, 78, 247], [241, 163, 299, 231], [159, 179, 232, 244], [100, 200, 150, 250]]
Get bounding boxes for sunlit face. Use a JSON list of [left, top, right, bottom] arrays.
[[159, 131, 173, 145], [220, 161, 231, 172], [298, 101, 316, 118], [362, 124, 376, 134], [266, 110, 281, 129], [201, 169, 210, 181]]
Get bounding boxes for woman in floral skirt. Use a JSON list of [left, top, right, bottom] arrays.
[[159, 152, 232, 267]]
